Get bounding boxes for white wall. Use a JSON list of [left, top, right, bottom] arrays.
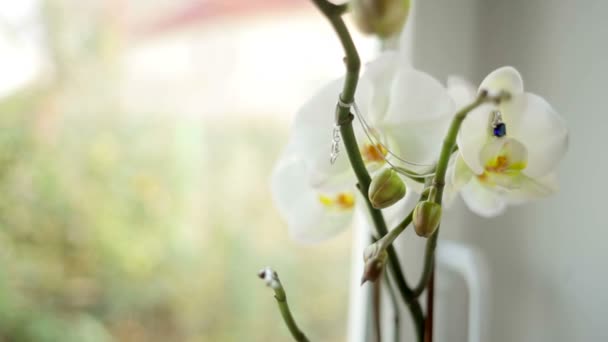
[[414, 1, 608, 341]]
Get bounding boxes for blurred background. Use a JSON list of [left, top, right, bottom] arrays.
[[0, 0, 606, 341], [0, 0, 361, 341], [413, 1, 608, 341]]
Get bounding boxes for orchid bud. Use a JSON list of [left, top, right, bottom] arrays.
[[361, 249, 388, 284], [413, 201, 442, 237], [350, 0, 410, 38], [368, 168, 406, 209], [257, 267, 280, 290]]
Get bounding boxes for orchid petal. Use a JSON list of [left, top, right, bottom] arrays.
[[457, 103, 494, 174], [478, 66, 524, 96], [447, 76, 477, 109], [362, 52, 400, 122], [271, 149, 354, 243], [479, 137, 528, 169], [504, 93, 568, 178], [381, 116, 450, 169], [291, 77, 372, 187], [458, 67, 525, 174], [453, 152, 474, 187], [385, 68, 455, 124], [443, 153, 461, 206], [504, 172, 559, 204], [445, 152, 474, 205], [460, 178, 507, 217], [378, 69, 454, 165]]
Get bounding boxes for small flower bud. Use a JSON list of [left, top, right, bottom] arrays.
[[258, 267, 280, 290], [368, 168, 406, 209], [361, 249, 388, 284], [350, 0, 410, 38], [413, 201, 442, 237]]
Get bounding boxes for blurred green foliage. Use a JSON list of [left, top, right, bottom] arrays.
[[0, 87, 193, 341], [0, 90, 352, 341], [0, 2, 352, 341]]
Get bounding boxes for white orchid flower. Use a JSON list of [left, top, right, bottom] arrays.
[[271, 52, 455, 242], [446, 66, 568, 217]]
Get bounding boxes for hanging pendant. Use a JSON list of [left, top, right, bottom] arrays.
[[330, 125, 341, 164], [491, 110, 507, 137]]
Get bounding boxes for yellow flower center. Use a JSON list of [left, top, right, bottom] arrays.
[[361, 143, 387, 164], [478, 152, 527, 185], [485, 155, 510, 173], [318, 192, 355, 211]]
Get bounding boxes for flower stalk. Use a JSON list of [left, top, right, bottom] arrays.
[[363, 211, 413, 272], [258, 267, 310, 342], [310, 1, 425, 340], [271, 3, 568, 339], [411, 91, 512, 342], [434, 90, 510, 199], [413, 90, 512, 296]]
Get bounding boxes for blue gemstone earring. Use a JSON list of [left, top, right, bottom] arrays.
[[491, 110, 506, 137]]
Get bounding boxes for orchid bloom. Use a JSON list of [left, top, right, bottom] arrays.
[[446, 66, 568, 217], [271, 52, 455, 243]]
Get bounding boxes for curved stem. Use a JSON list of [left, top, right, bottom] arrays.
[[259, 268, 310, 342], [412, 91, 509, 297], [423, 271, 435, 342], [275, 288, 310, 342], [341, 90, 425, 342], [433, 94, 491, 199], [370, 210, 413, 257], [309, 1, 424, 340], [413, 91, 511, 342], [310, 0, 359, 110]]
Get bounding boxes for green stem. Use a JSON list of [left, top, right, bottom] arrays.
[[412, 92, 509, 297], [275, 288, 310, 342], [339, 65, 425, 342], [374, 211, 413, 253], [413, 94, 499, 342], [310, 1, 424, 340], [433, 94, 492, 200], [310, 0, 359, 111], [260, 269, 310, 342]]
